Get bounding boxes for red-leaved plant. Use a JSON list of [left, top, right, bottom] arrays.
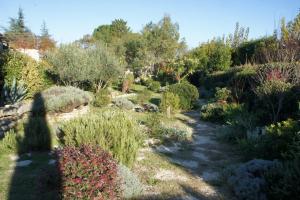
[[57, 145, 121, 200]]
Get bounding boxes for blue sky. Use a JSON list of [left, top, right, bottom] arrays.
[[0, 0, 299, 48]]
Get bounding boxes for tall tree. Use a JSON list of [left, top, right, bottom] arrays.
[[39, 21, 55, 51], [4, 8, 35, 49], [227, 22, 249, 49]]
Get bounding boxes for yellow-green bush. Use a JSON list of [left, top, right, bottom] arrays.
[[3, 51, 50, 97], [58, 109, 142, 166], [160, 92, 180, 114], [92, 89, 111, 107]]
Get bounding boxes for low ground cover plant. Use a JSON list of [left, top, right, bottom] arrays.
[[57, 145, 121, 199]]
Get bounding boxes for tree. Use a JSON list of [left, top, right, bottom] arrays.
[[45, 43, 123, 91], [227, 22, 249, 49], [39, 21, 55, 51], [254, 63, 299, 123], [93, 19, 131, 65], [4, 8, 36, 49], [192, 39, 231, 72], [142, 15, 186, 63], [169, 56, 199, 82]]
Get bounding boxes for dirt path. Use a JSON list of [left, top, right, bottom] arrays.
[[134, 111, 240, 200]]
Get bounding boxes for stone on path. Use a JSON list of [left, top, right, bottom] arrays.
[[201, 170, 220, 182], [170, 158, 198, 169], [156, 144, 180, 154], [48, 159, 56, 165], [15, 160, 32, 167], [155, 169, 188, 182], [192, 151, 210, 161]]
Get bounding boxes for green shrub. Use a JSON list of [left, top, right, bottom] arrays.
[[57, 145, 121, 199], [92, 89, 111, 107], [136, 90, 151, 105], [118, 164, 143, 199], [45, 43, 123, 90], [200, 103, 225, 122], [39, 86, 93, 113], [3, 51, 49, 97], [215, 87, 231, 102], [160, 92, 180, 114], [238, 119, 300, 160], [58, 109, 141, 166], [200, 102, 244, 123], [113, 98, 135, 110], [148, 80, 161, 92], [0, 130, 20, 153], [144, 113, 162, 133], [168, 82, 199, 110], [22, 116, 52, 152], [156, 126, 192, 142], [265, 159, 300, 199]]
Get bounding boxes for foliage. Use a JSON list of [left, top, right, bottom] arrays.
[[57, 145, 121, 199], [3, 51, 49, 97], [231, 36, 278, 65], [22, 116, 52, 152], [192, 39, 232, 72], [45, 43, 123, 90], [113, 98, 135, 110], [136, 89, 151, 105], [92, 89, 111, 107], [214, 87, 231, 102], [159, 92, 180, 114], [4, 8, 36, 49], [227, 22, 249, 49], [168, 81, 199, 110], [0, 130, 20, 153], [225, 159, 279, 200], [200, 103, 244, 123], [238, 119, 300, 160], [142, 15, 186, 64], [118, 164, 143, 199], [0, 116, 52, 153], [156, 126, 192, 142], [38, 21, 55, 51], [147, 80, 161, 92], [39, 86, 93, 113], [169, 56, 199, 82], [254, 63, 298, 123], [58, 109, 142, 166], [264, 158, 300, 199], [2, 78, 27, 104]]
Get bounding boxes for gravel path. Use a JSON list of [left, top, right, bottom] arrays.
[[136, 111, 240, 200]]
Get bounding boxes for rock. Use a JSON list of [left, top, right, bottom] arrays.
[[201, 170, 220, 182], [17, 101, 33, 116], [170, 158, 198, 169], [9, 154, 19, 161], [156, 144, 180, 154], [142, 103, 159, 112], [154, 169, 187, 181], [135, 105, 145, 112], [15, 160, 32, 167], [48, 159, 56, 165]]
